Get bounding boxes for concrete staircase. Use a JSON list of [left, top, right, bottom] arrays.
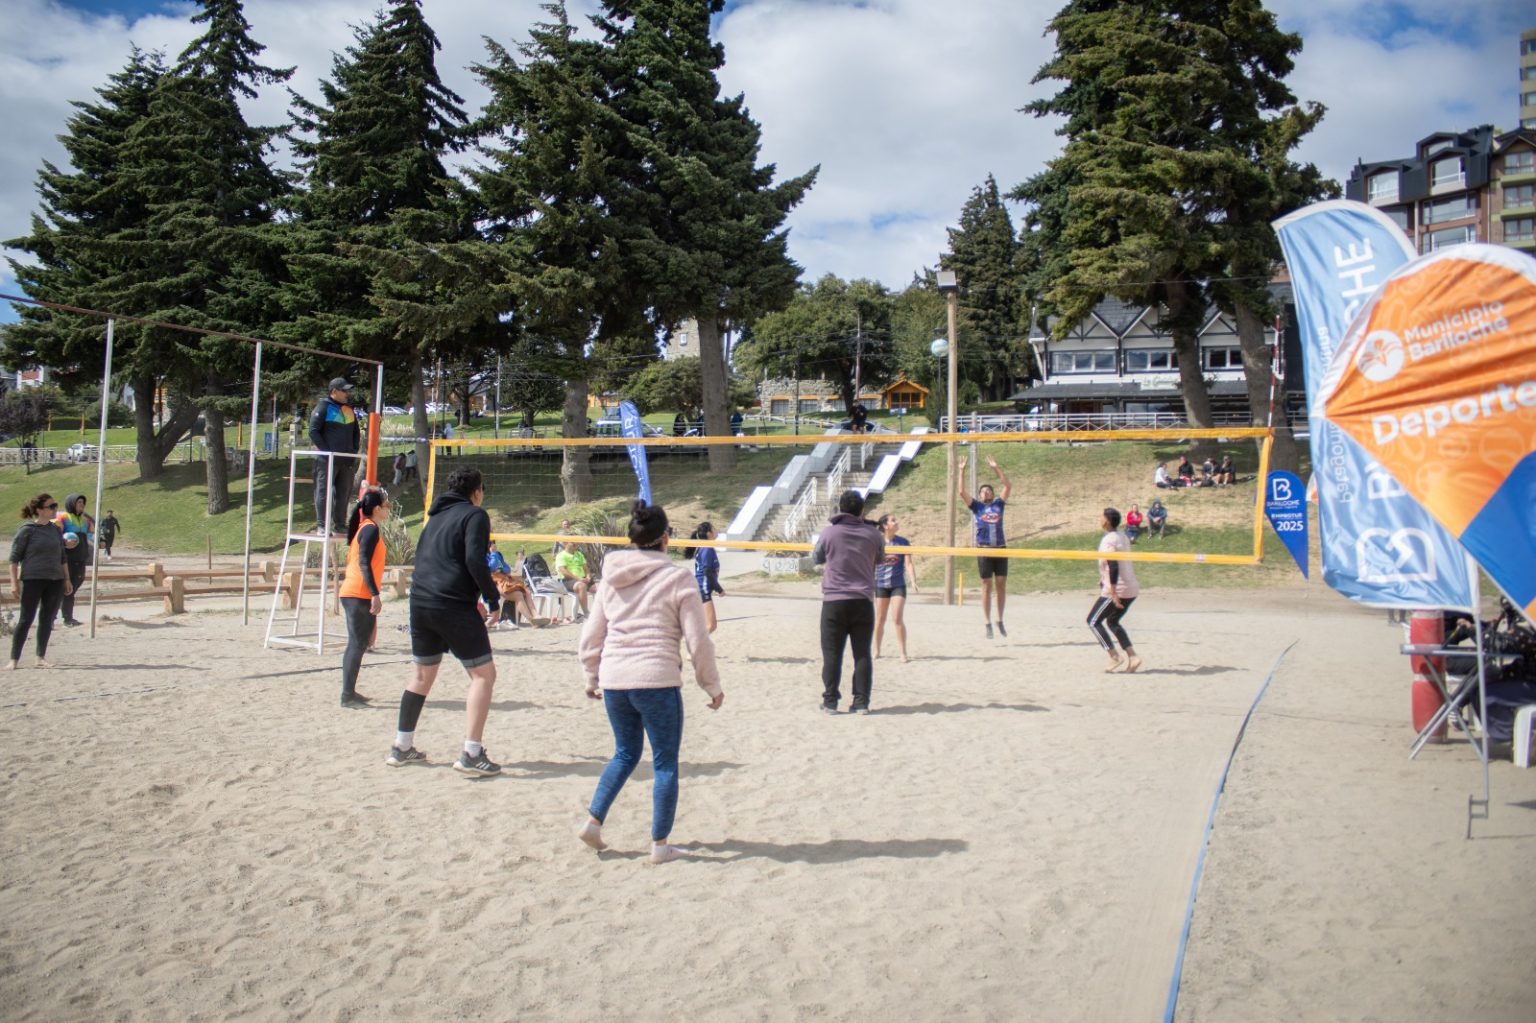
[[751, 438, 903, 542]]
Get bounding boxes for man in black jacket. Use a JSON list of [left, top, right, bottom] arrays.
[[387, 467, 504, 776], [309, 377, 360, 534]]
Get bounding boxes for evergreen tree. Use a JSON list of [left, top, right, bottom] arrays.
[[1017, 0, 1330, 449], [469, 4, 640, 503], [940, 175, 1030, 402], [0, 48, 207, 479], [890, 272, 948, 402], [283, 0, 472, 470], [595, 0, 816, 471], [106, 0, 293, 507]]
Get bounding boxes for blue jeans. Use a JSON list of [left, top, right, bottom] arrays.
[[589, 687, 684, 842]]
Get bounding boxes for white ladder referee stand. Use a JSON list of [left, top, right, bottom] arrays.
[[263, 448, 362, 653]]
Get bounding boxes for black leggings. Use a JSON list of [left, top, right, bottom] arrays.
[[340, 596, 374, 696], [12, 578, 66, 662], [1088, 596, 1135, 652], [60, 560, 86, 623]]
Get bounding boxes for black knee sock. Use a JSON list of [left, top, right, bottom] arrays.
[[397, 690, 427, 733]]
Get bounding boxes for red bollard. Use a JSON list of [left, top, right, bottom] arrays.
[[1409, 610, 1446, 742]]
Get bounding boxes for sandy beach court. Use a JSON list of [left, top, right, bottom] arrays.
[[1, 583, 1533, 1021]]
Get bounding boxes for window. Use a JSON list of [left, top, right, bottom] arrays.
[[1424, 194, 1476, 224], [1524, 38, 1536, 55], [1426, 139, 1453, 156], [1124, 349, 1178, 372], [1525, 118, 1536, 130], [1384, 207, 1410, 232], [1431, 156, 1465, 188], [1367, 172, 1398, 202], [1508, 217, 1535, 243], [1422, 225, 1476, 252], [1203, 347, 1243, 371], [1525, 91, 1536, 107], [1506, 184, 1536, 209], [1050, 350, 1116, 374], [1507, 150, 1536, 173], [1523, 66, 1536, 81]]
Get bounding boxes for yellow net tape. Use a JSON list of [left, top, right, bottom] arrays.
[[428, 429, 1276, 568]]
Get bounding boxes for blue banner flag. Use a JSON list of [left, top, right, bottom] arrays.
[[1273, 199, 1475, 611], [617, 400, 652, 505], [1264, 470, 1309, 579]]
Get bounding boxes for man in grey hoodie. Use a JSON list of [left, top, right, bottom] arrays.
[[812, 490, 885, 714]]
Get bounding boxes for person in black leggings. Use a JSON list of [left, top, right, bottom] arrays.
[[339, 489, 391, 708], [6, 493, 71, 670]]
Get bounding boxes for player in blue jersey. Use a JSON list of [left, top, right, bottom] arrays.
[[689, 522, 725, 633], [958, 453, 1013, 639], [873, 514, 919, 661]]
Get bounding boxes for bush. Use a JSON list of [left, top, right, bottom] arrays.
[[82, 399, 134, 428]]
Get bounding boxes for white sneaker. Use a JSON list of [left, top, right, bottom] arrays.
[[498, 620, 519, 631]]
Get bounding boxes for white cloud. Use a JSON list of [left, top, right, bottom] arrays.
[[1, 0, 1530, 325]]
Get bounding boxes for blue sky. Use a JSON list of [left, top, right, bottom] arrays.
[[2, 0, 1532, 327]]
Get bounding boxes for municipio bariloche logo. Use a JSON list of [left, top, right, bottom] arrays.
[[1355, 330, 1405, 383]]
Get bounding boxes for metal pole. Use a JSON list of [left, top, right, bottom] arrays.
[[241, 341, 262, 626], [943, 290, 960, 605], [1470, 561, 1491, 835], [88, 319, 114, 639], [495, 354, 502, 440]]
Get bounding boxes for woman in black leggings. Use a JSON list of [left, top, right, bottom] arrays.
[[6, 494, 71, 670], [338, 490, 391, 707]]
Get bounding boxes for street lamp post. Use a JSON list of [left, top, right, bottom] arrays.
[[935, 270, 960, 605]]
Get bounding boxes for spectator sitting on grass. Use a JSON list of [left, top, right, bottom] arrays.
[[1154, 461, 1174, 489], [1147, 500, 1168, 538]]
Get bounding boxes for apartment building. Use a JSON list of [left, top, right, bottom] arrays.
[[1522, 28, 1536, 131], [1343, 123, 1536, 255]]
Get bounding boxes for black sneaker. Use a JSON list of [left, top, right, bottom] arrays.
[[386, 745, 427, 767], [340, 692, 371, 708], [454, 747, 502, 777], [985, 623, 993, 639], [63, 618, 82, 628], [996, 622, 1007, 638], [820, 703, 839, 715]]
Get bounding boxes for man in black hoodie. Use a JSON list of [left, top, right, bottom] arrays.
[[387, 467, 504, 777], [309, 377, 361, 535]]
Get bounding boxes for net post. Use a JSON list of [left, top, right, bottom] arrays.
[[242, 341, 263, 626], [424, 439, 440, 525], [88, 318, 114, 640], [1252, 431, 1274, 562]]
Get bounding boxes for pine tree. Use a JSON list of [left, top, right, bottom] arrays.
[[595, 0, 816, 471], [468, 4, 638, 503], [283, 0, 472, 474], [1017, 0, 1331, 446], [105, 0, 293, 507], [0, 48, 208, 480], [941, 176, 1029, 402]]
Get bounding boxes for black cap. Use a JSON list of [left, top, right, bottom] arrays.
[[328, 377, 352, 393]]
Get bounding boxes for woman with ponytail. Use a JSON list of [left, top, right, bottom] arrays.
[[337, 489, 391, 707], [689, 522, 724, 633], [7, 494, 70, 670], [576, 500, 724, 864]]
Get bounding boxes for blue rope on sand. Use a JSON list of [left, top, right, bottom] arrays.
[[1163, 640, 1297, 1023]]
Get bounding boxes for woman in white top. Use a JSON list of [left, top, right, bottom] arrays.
[[1089, 507, 1141, 673]]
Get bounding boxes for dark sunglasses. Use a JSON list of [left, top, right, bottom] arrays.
[[43, 502, 58, 509]]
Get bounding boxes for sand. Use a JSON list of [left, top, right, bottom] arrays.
[[1, 560, 1534, 1022]]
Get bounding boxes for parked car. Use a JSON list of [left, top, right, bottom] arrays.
[[66, 442, 98, 462], [382, 405, 408, 416], [593, 418, 665, 438]]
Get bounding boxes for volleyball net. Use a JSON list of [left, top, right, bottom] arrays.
[[425, 427, 1275, 567]]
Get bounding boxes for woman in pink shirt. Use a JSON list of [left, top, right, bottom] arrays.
[[1089, 507, 1142, 673], [576, 501, 724, 864]]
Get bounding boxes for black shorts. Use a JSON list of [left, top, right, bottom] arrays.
[[976, 552, 1010, 579], [409, 601, 493, 669], [874, 585, 907, 600]]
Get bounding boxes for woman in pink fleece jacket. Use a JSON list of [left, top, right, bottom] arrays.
[[577, 501, 724, 864]]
